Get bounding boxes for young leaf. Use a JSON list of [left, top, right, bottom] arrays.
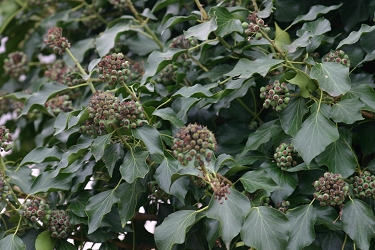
[[206, 188, 250, 249], [274, 22, 291, 52], [292, 111, 339, 166], [119, 148, 149, 183], [132, 125, 164, 155], [0, 234, 25, 250], [225, 57, 284, 78], [287, 71, 315, 98], [241, 206, 289, 250], [279, 97, 309, 136], [291, 4, 342, 25], [287, 204, 317, 250], [154, 210, 198, 250], [240, 169, 279, 193], [336, 24, 375, 49], [35, 231, 56, 250], [342, 199, 375, 250]]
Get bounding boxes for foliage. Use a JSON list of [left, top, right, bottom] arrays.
[[1, 0, 375, 249]]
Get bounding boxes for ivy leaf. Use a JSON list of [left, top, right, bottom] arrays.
[[91, 134, 112, 161], [279, 97, 309, 136], [336, 24, 375, 49], [70, 191, 92, 217], [95, 22, 130, 57], [154, 210, 198, 250], [30, 172, 73, 194], [291, 4, 342, 25], [208, 7, 243, 37], [35, 231, 56, 250], [206, 188, 250, 249], [103, 143, 125, 177], [274, 22, 291, 52], [172, 84, 213, 98], [240, 169, 280, 193], [116, 180, 145, 227], [132, 125, 164, 155], [63, 38, 94, 65], [315, 205, 342, 231], [56, 241, 78, 250], [345, 84, 375, 112], [257, 0, 273, 18], [119, 148, 149, 183], [241, 206, 289, 250], [287, 71, 315, 98], [152, 108, 185, 128], [241, 120, 275, 153], [0, 235, 25, 250], [86, 189, 120, 234], [357, 50, 375, 67], [330, 98, 364, 124], [310, 62, 351, 97], [342, 199, 375, 250], [20, 146, 63, 166], [287, 204, 317, 250], [225, 57, 284, 78], [284, 31, 313, 53], [292, 111, 339, 166], [161, 15, 197, 35], [297, 18, 332, 37], [184, 17, 218, 41]]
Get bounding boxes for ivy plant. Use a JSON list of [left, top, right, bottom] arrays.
[[1, 0, 375, 249]]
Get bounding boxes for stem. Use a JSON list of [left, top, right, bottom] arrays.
[[143, 23, 164, 50], [219, 76, 233, 85], [341, 234, 347, 250], [251, 0, 259, 11], [188, 55, 208, 72], [113, 124, 132, 151], [187, 38, 218, 52], [194, 0, 208, 21], [317, 89, 323, 113]]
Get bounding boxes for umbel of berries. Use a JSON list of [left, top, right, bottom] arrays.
[[242, 14, 270, 40], [274, 142, 298, 170], [313, 172, 349, 206], [349, 170, 375, 199], [98, 53, 131, 86], [0, 172, 10, 202], [44, 27, 71, 55], [260, 80, 290, 112], [48, 210, 72, 239], [45, 95, 74, 116], [172, 123, 218, 167], [22, 200, 52, 225], [0, 126, 13, 152], [322, 50, 350, 67], [3, 51, 28, 78]]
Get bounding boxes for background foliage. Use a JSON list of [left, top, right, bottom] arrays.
[[1, 0, 375, 249]]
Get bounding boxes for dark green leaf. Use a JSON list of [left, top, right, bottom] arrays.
[[0, 234, 25, 250], [120, 148, 149, 183], [284, 31, 313, 53], [315, 205, 342, 231], [56, 241, 77, 250], [132, 125, 164, 155], [184, 18, 218, 41], [330, 98, 364, 124], [103, 143, 125, 177], [241, 206, 289, 250], [342, 199, 375, 250], [63, 38, 94, 65], [208, 7, 243, 37], [358, 122, 375, 156], [257, 0, 273, 18], [291, 4, 342, 25], [205, 218, 220, 250], [337, 24, 375, 49], [172, 84, 213, 98], [70, 191, 92, 217], [161, 15, 197, 35], [225, 57, 284, 78], [20, 146, 63, 166], [91, 134, 112, 162], [279, 97, 308, 136], [152, 108, 185, 128], [241, 120, 275, 153], [240, 169, 279, 193], [95, 22, 130, 57], [344, 84, 375, 112], [297, 18, 332, 37], [30, 172, 73, 194]]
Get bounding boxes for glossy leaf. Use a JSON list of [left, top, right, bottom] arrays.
[[291, 4, 342, 25], [184, 17, 218, 41], [342, 199, 375, 250], [70, 191, 92, 217], [35, 231, 55, 250], [161, 15, 197, 34], [152, 108, 185, 128], [172, 84, 213, 98], [310, 62, 351, 97], [208, 7, 243, 37], [0, 235, 25, 250], [337, 24, 375, 49], [154, 210, 198, 250], [206, 188, 250, 249], [315, 206, 342, 231], [241, 206, 289, 250], [279, 97, 309, 136], [132, 125, 164, 155], [257, 0, 273, 18], [119, 148, 149, 183], [297, 18, 332, 37], [225, 57, 284, 78], [274, 22, 291, 52], [240, 169, 279, 193], [292, 111, 339, 166]]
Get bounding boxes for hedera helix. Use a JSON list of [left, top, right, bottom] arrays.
[[2, 0, 375, 249]]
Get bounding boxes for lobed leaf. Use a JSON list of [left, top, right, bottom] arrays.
[[208, 6, 243, 37], [119, 148, 149, 183], [225, 57, 284, 78], [0, 235, 25, 250], [291, 4, 342, 25], [240, 169, 280, 193], [279, 97, 309, 136], [132, 125, 164, 155]]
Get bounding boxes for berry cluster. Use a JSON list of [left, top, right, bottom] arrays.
[[81, 91, 146, 137], [190, 175, 207, 188], [169, 36, 198, 50], [210, 174, 231, 204], [128, 61, 144, 82], [22, 200, 51, 225], [3, 51, 28, 78], [98, 53, 131, 86], [156, 57, 192, 85], [0, 91, 14, 116], [276, 200, 290, 213], [27, 0, 55, 6], [243, 14, 270, 40], [260, 80, 290, 111], [108, 0, 130, 10], [313, 172, 349, 206], [0, 173, 10, 202], [0, 126, 13, 152], [45, 95, 74, 116], [44, 27, 71, 55], [322, 50, 350, 67], [348, 170, 375, 199], [172, 123, 218, 167], [274, 142, 298, 170], [148, 181, 170, 201], [48, 210, 71, 239]]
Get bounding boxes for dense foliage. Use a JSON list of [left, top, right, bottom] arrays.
[[2, 0, 375, 249]]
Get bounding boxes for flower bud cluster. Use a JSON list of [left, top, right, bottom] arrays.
[[156, 57, 192, 85], [322, 50, 350, 67], [44, 27, 71, 55], [45, 95, 74, 116], [3, 51, 28, 78], [172, 123, 218, 167], [148, 181, 170, 201], [108, 0, 130, 10], [48, 210, 71, 239], [274, 142, 298, 170], [0, 126, 13, 152], [81, 91, 146, 137], [128, 61, 144, 82], [313, 172, 349, 206], [276, 200, 290, 213], [260, 80, 290, 111], [243, 15, 270, 41], [44, 60, 83, 87], [0, 173, 10, 202], [348, 170, 375, 199], [98, 53, 131, 86], [169, 36, 198, 51], [22, 200, 51, 225]]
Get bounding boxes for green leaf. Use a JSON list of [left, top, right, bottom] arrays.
[[287, 71, 316, 98], [315, 206, 343, 231], [120, 148, 149, 183], [0, 234, 25, 250], [70, 191, 92, 217], [56, 241, 77, 250], [184, 17, 218, 41], [240, 169, 279, 193], [172, 84, 213, 98], [297, 18, 332, 37], [116, 180, 145, 227], [161, 15, 197, 35], [279, 97, 309, 136], [154, 210, 198, 250], [241, 206, 289, 250], [292, 111, 339, 165], [257, 0, 273, 18], [206, 188, 250, 249], [152, 108, 185, 128], [63, 38, 94, 66], [337, 24, 375, 49], [86, 189, 120, 234], [291, 4, 342, 25], [358, 122, 375, 156], [241, 120, 275, 153], [98, 242, 117, 250], [30, 172, 73, 194], [225, 57, 284, 78], [344, 84, 375, 112], [310, 62, 351, 97], [95, 22, 130, 57], [20, 146, 63, 166], [205, 219, 220, 250], [330, 98, 364, 124], [132, 125, 164, 155], [287, 204, 317, 250], [91, 134, 112, 162], [208, 7, 243, 37], [342, 199, 375, 250], [274, 22, 291, 52], [103, 143, 125, 177], [35, 231, 56, 250]]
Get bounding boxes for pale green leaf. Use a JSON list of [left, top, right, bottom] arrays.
[[30, 171, 73, 194], [152, 108, 185, 128], [287, 71, 316, 98], [225, 57, 284, 78], [95, 22, 130, 57], [20, 146, 63, 166], [91, 134, 112, 161], [119, 148, 149, 183], [209, 6, 243, 37], [161, 15, 197, 35], [35, 231, 56, 250], [297, 18, 332, 37], [344, 84, 375, 112]]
